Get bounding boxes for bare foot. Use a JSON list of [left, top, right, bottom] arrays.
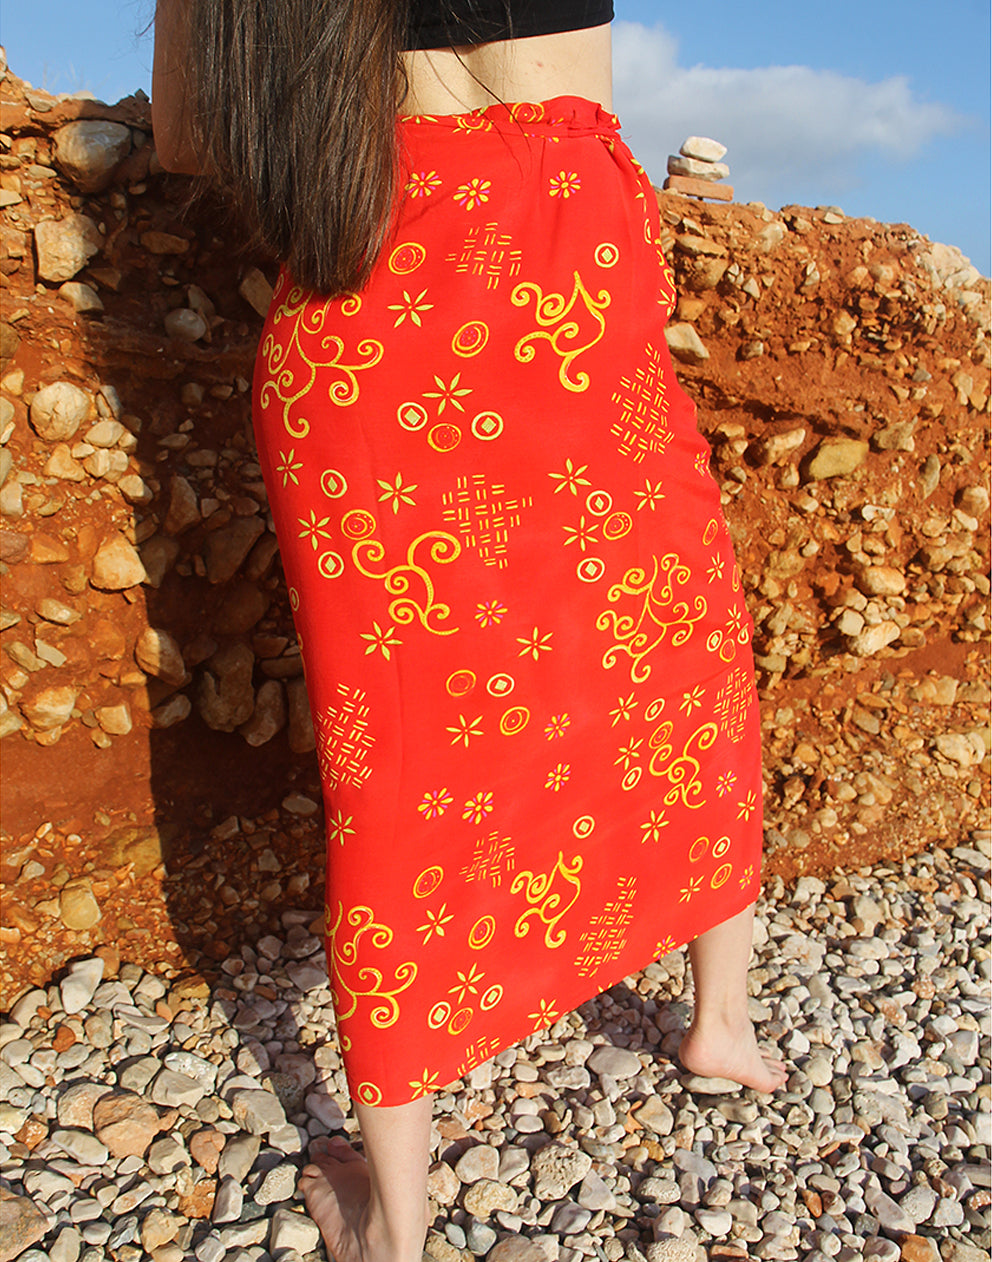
[[298, 1134, 372, 1262], [677, 1017, 789, 1093]]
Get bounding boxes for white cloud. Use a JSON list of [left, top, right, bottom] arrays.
[[612, 21, 962, 205]]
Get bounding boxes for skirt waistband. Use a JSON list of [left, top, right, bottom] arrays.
[[398, 94, 621, 140]]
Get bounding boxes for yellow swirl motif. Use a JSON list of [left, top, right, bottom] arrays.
[[510, 850, 583, 949], [512, 271, 610, 392], [351, 530, 462, 636], [596, 553, 708, 684], [326, 901, 418, 1030], [260, 285, 384, 439], [646, 720, 717, 810]]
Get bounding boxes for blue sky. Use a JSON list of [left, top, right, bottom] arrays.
[[4, 0, 990, 273]]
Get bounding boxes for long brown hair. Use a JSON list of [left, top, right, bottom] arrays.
[[183, 0, 409, 296]]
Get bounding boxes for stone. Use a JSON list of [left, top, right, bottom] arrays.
[[287, 677, 317, 752], [230, 1088, 287, 1136], [957, 484, 989, 518], [847, 620, 901, 657], [750, 427, 806, 466], [59, 281, 104, 313], [21, 685, 78, 731], [139, 1209, 181, 1252], [96, 703, 132, 735], [92, 1090, 160, 1158], [189, 1129, 226, 1174], [29, 381, 91, 442], [680, 136, 727, 162], [577, 1170, 617, 1211], [254, 1162, 296, 1204], [91, 533, 148, 589], [217, 1132, 261, 1182], [147, 1135, 191, 1174], [462, 1178, 519, 1216], [865, 1184, 915, 1235], [141, 232, 190, 255], [587, 1045, 642, 1078], [44, 443, 87, 481], [164, 476, 200, 534], [0, 1189, 48, 1262], [238, 267, 274, 317], [53, 121, 131, 192], [428, 1160, 461, 1204], [239, 678, 286, 746], [663, 175, 734, 202], [35, 214, 102, 283], [60, 956, 104, 1013], [59, 882, 101, 929], [52, 1127, 110, 1164], [804, 437, 869, 480], [135, 626, 188, 687], [198, 643, 256, 732], [455, 1143, 500, 1183], [164, 309, 208, 341], [633, 1095, 675, 1136], [935, 733, 983, 767], [645, 1234, 700, 1262], [203, 516, 266, 583], [211, 1177, 243, 1224], [486, 1240, 548, 1262], [530, 1142, 592, 1200], [855, 566, 906, 597], [268, 1207, 320, 1254], [151, 1069, 206, 1108], [664, 323, 710, 363], [55, 1080, 111, 1128], [667, 155, 730, 182]]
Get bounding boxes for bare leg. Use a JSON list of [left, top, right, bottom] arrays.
[[677, 902, 789, 1093], [299, 1095, 433, 1262]]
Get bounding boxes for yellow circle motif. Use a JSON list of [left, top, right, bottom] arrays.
[[452, 321, 490, 357], [621, 766, 642, 791], [712, 835, 731, 859], [413, 865, 444, 899], [702, 518, 719, 547], [397, 401, 428, 431], [356, 1082, 383, 1106], [711, 863, 732, 890], [644, 698, 665, 721], [320, 468, 348, 498], [468, 914, 496, 950], [480, 984, 503, 1010], [594, 242, 620, 268], [471, 411, 504, 441], [603, 510, 633, 541], [340, 509, 376, 540], [510, 102, 545, 123], [445, 668, 476, 697], [688, 835, 709, 863], [572, 815, 596, 839], [428, 1001, 451, 1029], [448, 1007, 473, 1035], [427, 422, 462, 452], [388, 241, 426, 274], [289, 587, 300, 611], [317, 551, 345, 580], [585, 489, 613, 516], [499, 706, 530, 736], [576, 556, 606, 583], [341, 294, 362, 316], [486, 672, 514, 697]]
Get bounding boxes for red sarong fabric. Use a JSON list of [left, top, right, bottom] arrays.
[[252, 97, 764, 1107]]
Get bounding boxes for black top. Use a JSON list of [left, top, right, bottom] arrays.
[[406, 0, 614, 50]]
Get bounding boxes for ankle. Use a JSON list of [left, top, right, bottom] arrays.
[[361, 1201, 428, 1262], [688, 1008, 750, 1035]]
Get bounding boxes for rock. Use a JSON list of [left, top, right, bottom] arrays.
[[865, 1184, 915, 1235], [254, 1162, 296, 1204], [44, 443, 87, 481], [667, 155, 730, 182], [21, 685, 78, 731], [804, 437, 869, 480], [151, 694, 192, 729], [587, 1045, 642, 1078], [211, 1177, 243, 1224], [198, 643, 256, 732], [59, 282, 104, 313], [217, 1132, 261, 1182], [455, 1143, 500, 1183], [140, 535, 181, 588], [0, 1189, 48, 1262], [164, 476, 200, 534], [53, 121, 132, 192], [287, 677, 316, 753], [141, 232, 190, 255], [646, 1234, 700, 1262], [239, 678, 286, 746], [239, 267, 274, 317], [486, 1240, 548, 1262], [212, 581, 270, 636], [530, 1142, 592, 1200], [268, 1207, 320, 1254], [935, 732, 984, 767], [678, 1072, 743, 1094], [428, 1160, 461, 1204], [151, 1069, 206, 1108], [203, 516, 266, 583], [164, 309, 208, 341], [632, 1095, 674, 1136], [91, 533, 148, 589], [35, 214, 102, 283], [29, 381, 91, 441], [957, 484, 989, 518], [95, 702, 132, 735], [750, 427, 806, 466], [680, 136, 727, 162], [52, 1127, 110, 1164], [230, 1088, 287, 1136], [60, 956, 104, 1013], [855, 566, 906, 597], [847, 620, 901, 657], [665, 323, 710, 363], [135, 626, 188, 687], [461, 1178, 519, 1216], [92, 1090, 161, 1158], [577, 1169, 617, 1211], [188, 1129, 226, 1174]]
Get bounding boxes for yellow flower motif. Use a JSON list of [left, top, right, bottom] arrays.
[[544, 762, 570, 791], [716, 771, 737, 798], [446, 714, 484, 747], [475, 600, 508, 628], [387, 287, 434, 328], [548, 457, 591, 495], [528, 998, 560, 1027], [640, 809, 668, 843], [654, 934, 677, 957], [417, 902, 455, 944], [409, 1068, 442, 1098], [544, 713, 571, 740], [359, 620, 402, 661], [448, 963, 485, 1003], [405, 169, 442, 197], [376, 473, 418, 514], [609, 693, 638, 725], [740, 864, 755, 888], [516, 627, 553, 661], [678, 875, 705, 903], [462, 790, 494, 825], [418, 788, 454, 820], [726, 605, 746, 636], [694, 451, 710, 477], [423, 371, 472, 414], [453, 177, 492, 210], [549, 171, 582, 198], [562, 515, 599, 552], [614, 738, 643, 771], [737, 790, 758, 821], [297, 509, 332, 551], [680, 686, 705, 716], [276, 449, 303, 488], [633, 477, 665, 510], [707, 554, 726, 583], [327, 811, 355, 845]]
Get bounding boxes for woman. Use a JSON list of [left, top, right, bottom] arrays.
[[153, 4, 788, 1259]]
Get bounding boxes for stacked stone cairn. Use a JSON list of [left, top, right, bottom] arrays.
[[663, 135, 733, 201]]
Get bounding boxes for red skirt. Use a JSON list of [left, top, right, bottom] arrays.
[[252, 97, 764, 1107]]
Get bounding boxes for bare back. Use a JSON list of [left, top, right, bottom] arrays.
[[399, 24, 612, 116]]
